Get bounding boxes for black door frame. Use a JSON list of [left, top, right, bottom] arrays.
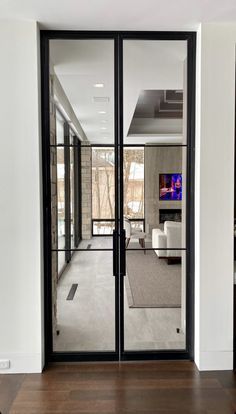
[[41, 30, 196, 364], [55, 108, 82, 277], [73, 137, 82, 248]]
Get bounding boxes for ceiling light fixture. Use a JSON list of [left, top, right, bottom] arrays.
[[101, 127, 107, 130], [98, 111, 106, 114], [94, 83, 104, 88]]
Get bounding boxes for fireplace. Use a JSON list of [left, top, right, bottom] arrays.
[[159, 209, 182, 224]]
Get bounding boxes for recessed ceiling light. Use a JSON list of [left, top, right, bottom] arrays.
[[98, 111, 106, 114], [101, 120, 108, 123], [101, 127, 107, 130], [94, 83, 104, 88]]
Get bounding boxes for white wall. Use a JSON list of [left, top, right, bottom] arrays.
[[0, 20, 43, 373], [195, 23, 236, 370]]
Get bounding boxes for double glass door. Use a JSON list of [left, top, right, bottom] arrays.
[[42, 32, 195, 361]]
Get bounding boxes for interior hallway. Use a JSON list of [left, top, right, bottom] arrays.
[[54, 237, 185, 352], [2, 361, 236, 414]]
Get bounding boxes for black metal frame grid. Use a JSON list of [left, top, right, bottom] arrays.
[[54, 109, 82, 271], [40, 30, 196, 364]]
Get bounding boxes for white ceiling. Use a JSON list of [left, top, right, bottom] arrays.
[[0, 0, 236, 30], [50, 39, 186, 144]]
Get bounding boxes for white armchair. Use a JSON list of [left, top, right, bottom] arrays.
[[152, 221, 182, 262], [124, 217, 146, 250]]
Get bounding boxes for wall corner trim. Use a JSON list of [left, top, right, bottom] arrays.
[[195, 351, 233, 371]]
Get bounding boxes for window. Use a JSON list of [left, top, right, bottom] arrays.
[[123, 148, 144, 219], [92, 148, 115, 235], [92, 146, 145, 234]]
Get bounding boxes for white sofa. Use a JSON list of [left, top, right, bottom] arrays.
[[152, 221, 182, 260]]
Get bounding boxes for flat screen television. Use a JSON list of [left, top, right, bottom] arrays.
[[159, 173, 182, 201]]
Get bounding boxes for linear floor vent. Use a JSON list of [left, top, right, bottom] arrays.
[[66, 284, 78, 301]]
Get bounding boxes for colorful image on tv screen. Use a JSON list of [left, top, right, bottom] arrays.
[[159, 174, 182, 201]]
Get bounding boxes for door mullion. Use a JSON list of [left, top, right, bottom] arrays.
[[114, 35, 121, 359], [64, 122, 71, 263], [117, 34, 124, 359]]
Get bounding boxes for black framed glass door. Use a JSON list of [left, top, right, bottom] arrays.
[[120, 36, 195, 360], [41, 31, 195, 363]]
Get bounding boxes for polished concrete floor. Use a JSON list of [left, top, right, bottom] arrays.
[[54, 237, 185, 352], [2, 362, 236, 414]]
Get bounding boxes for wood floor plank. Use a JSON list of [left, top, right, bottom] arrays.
[[46, 361, 197, 372], [0, 374, 25, 414], [1, 362, 235, 414], [19, 378, 221, 392]]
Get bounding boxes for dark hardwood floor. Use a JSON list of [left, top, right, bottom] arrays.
[[1, 361, 236, 413]]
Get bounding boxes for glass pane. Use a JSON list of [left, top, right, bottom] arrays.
[[70, 132, 75, 249], [125, 146, 186, 250], [49, 39, 115, 353], [50, 39, 114, 145], [123, 40, 187, 146], [148, 146, 186, 250], [93, 220, 115, 235], [56, 110, 64, 144], [123, 39, 187, 252], [57, 146, 66, 274], [130, 220, 144, 232], [123, 39, 188, 353], [124, 147, 144, 219], [50, 39, 114, 250], [124, 249, 186, 350], [92, 147, 115, 220], [53, 251, 115, 352]]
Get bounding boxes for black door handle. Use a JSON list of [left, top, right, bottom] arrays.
[[113, 230, 118, 276], [120, 229, 126, 276]]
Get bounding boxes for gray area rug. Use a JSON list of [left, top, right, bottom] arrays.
[[125, 249, 181, 308]]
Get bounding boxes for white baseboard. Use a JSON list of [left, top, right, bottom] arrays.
[[1, 351, 233, 373], [0, 353, 43, 373], [195, 351, 233, 371]]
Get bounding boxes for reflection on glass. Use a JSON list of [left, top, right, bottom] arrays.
[[124, 249, 186, 350]]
